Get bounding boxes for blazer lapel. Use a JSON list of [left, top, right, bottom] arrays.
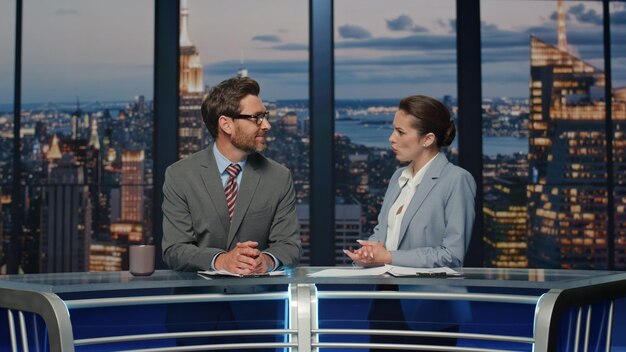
[[397, 154, 448, 247], [199, 145, 230, 236], [226, 154, 261, 248]]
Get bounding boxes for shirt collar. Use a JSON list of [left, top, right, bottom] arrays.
[[213, 143, 247, 175], [398, 152, 439, 188]]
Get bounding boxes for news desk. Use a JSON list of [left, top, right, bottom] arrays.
[[1, 267, 625, 352]]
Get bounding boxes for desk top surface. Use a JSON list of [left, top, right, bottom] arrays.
[[1, 267, 625, 294]]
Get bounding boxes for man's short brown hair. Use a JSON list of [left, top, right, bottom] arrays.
[[201, 77, 261, 138]]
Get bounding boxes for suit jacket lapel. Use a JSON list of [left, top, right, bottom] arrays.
[[397, 154, 448, 247], [227, 153, 261, 248], [199, 144, 230, 236]]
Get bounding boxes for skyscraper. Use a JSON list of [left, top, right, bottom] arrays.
[[178, 0, 209, 159], [296, 198, 362, 265], [483, 177, 527, 268], [40, 164, 92, 272], [121, 150, 145, 223], [527, 0, 626, 269]]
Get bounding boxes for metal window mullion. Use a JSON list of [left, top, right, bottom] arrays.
[[9, 0, 24, 276], [602, 0, 615, 270]]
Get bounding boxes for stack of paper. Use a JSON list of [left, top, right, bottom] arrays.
[[197, 269, 286, 279], [307, 265, 461, 278]]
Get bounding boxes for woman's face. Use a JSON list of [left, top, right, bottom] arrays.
[[388, 109, 429, 163]]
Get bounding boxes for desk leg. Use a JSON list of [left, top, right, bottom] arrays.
[[534, 290, 562, 352], [0, 287, 74, 352], [290, 284, 318, 352]]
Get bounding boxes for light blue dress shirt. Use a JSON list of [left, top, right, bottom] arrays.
[[211, 144, 281, 271], [213, 143, 246, 188]]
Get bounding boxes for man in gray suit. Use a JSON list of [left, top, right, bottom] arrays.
[[162, 77, 301, 348], [162, 76, 301, 273]]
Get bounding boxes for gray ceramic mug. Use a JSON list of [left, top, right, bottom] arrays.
[[129, 245, 155, 276]]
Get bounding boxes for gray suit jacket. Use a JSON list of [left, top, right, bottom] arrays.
[[162, 144, 301, 271], [369, 153, 476, 268]]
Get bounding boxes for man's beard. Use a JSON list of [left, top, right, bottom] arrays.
[[231, 126, 266, 154]]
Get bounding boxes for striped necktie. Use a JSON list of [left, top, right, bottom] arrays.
[[225, 164, 242, 221]]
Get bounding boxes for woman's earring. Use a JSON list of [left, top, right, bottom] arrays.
[[423, 144, 427, 148]]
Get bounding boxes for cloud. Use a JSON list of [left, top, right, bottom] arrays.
[[252, 35, 282, 43], [336, 54, 456, 68], [205, 59, 308, 76], [435, 19, 449, 31], [336, 33, 455, 51], [411, 25, 428, 33], [335, 63, 458, 86], [385, 15, 428, 33], [338, 24, 372, 39], [569, 4, 603, 25], [611, 8, 626, 26], [482, 46, 530, 64], [481, 21, 500, 32], [449, 19, 456, 32], [54, 9, 78, 15], [549, 11, 570, 21], [386, 15, 414, 31], [271, 43, 308, 51]]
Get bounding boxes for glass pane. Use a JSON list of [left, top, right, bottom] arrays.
[[611, 2, 626, 269], [334, 0, 457, 265], [0, 0, 15, 275], [482, 0, 607, 269], [178, 0, 311, 260], [20, 0, 154, 273]]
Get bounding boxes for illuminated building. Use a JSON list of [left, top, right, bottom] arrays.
[[110, 222, 143, 244], [88, 118, 101, 150], [280, 112, 299, 133], [483, 177, 527, 268], [527, 0, 626, 268], [178, 0, 209, 159], [89, 243, 128, 272], [46, 135, 62, 161], [297, 198, 362, 265], [121, 150, 145, 224], [40, 164, 92, 272]]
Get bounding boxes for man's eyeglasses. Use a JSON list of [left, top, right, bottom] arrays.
[[230, 111, 270, 125]]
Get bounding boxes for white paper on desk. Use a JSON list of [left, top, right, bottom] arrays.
[[307, 265, 390, 277], [307, 265, 460, 278], [387, 266, 461, 277], [197, 269, 286, 278]]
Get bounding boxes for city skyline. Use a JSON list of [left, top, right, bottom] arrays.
[[2, 0, 626, 273]]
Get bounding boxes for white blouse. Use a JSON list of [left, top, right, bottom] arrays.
[[385, 153, 438, 251]]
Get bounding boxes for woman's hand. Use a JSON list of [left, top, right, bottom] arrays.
[[343, 240, 392, 266]]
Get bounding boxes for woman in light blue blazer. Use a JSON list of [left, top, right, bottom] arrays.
[[344, 95, 477, 349]]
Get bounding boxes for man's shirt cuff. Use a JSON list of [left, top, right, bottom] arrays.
[[263, 252, 281, 271], [210, 251, 227, 270]]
